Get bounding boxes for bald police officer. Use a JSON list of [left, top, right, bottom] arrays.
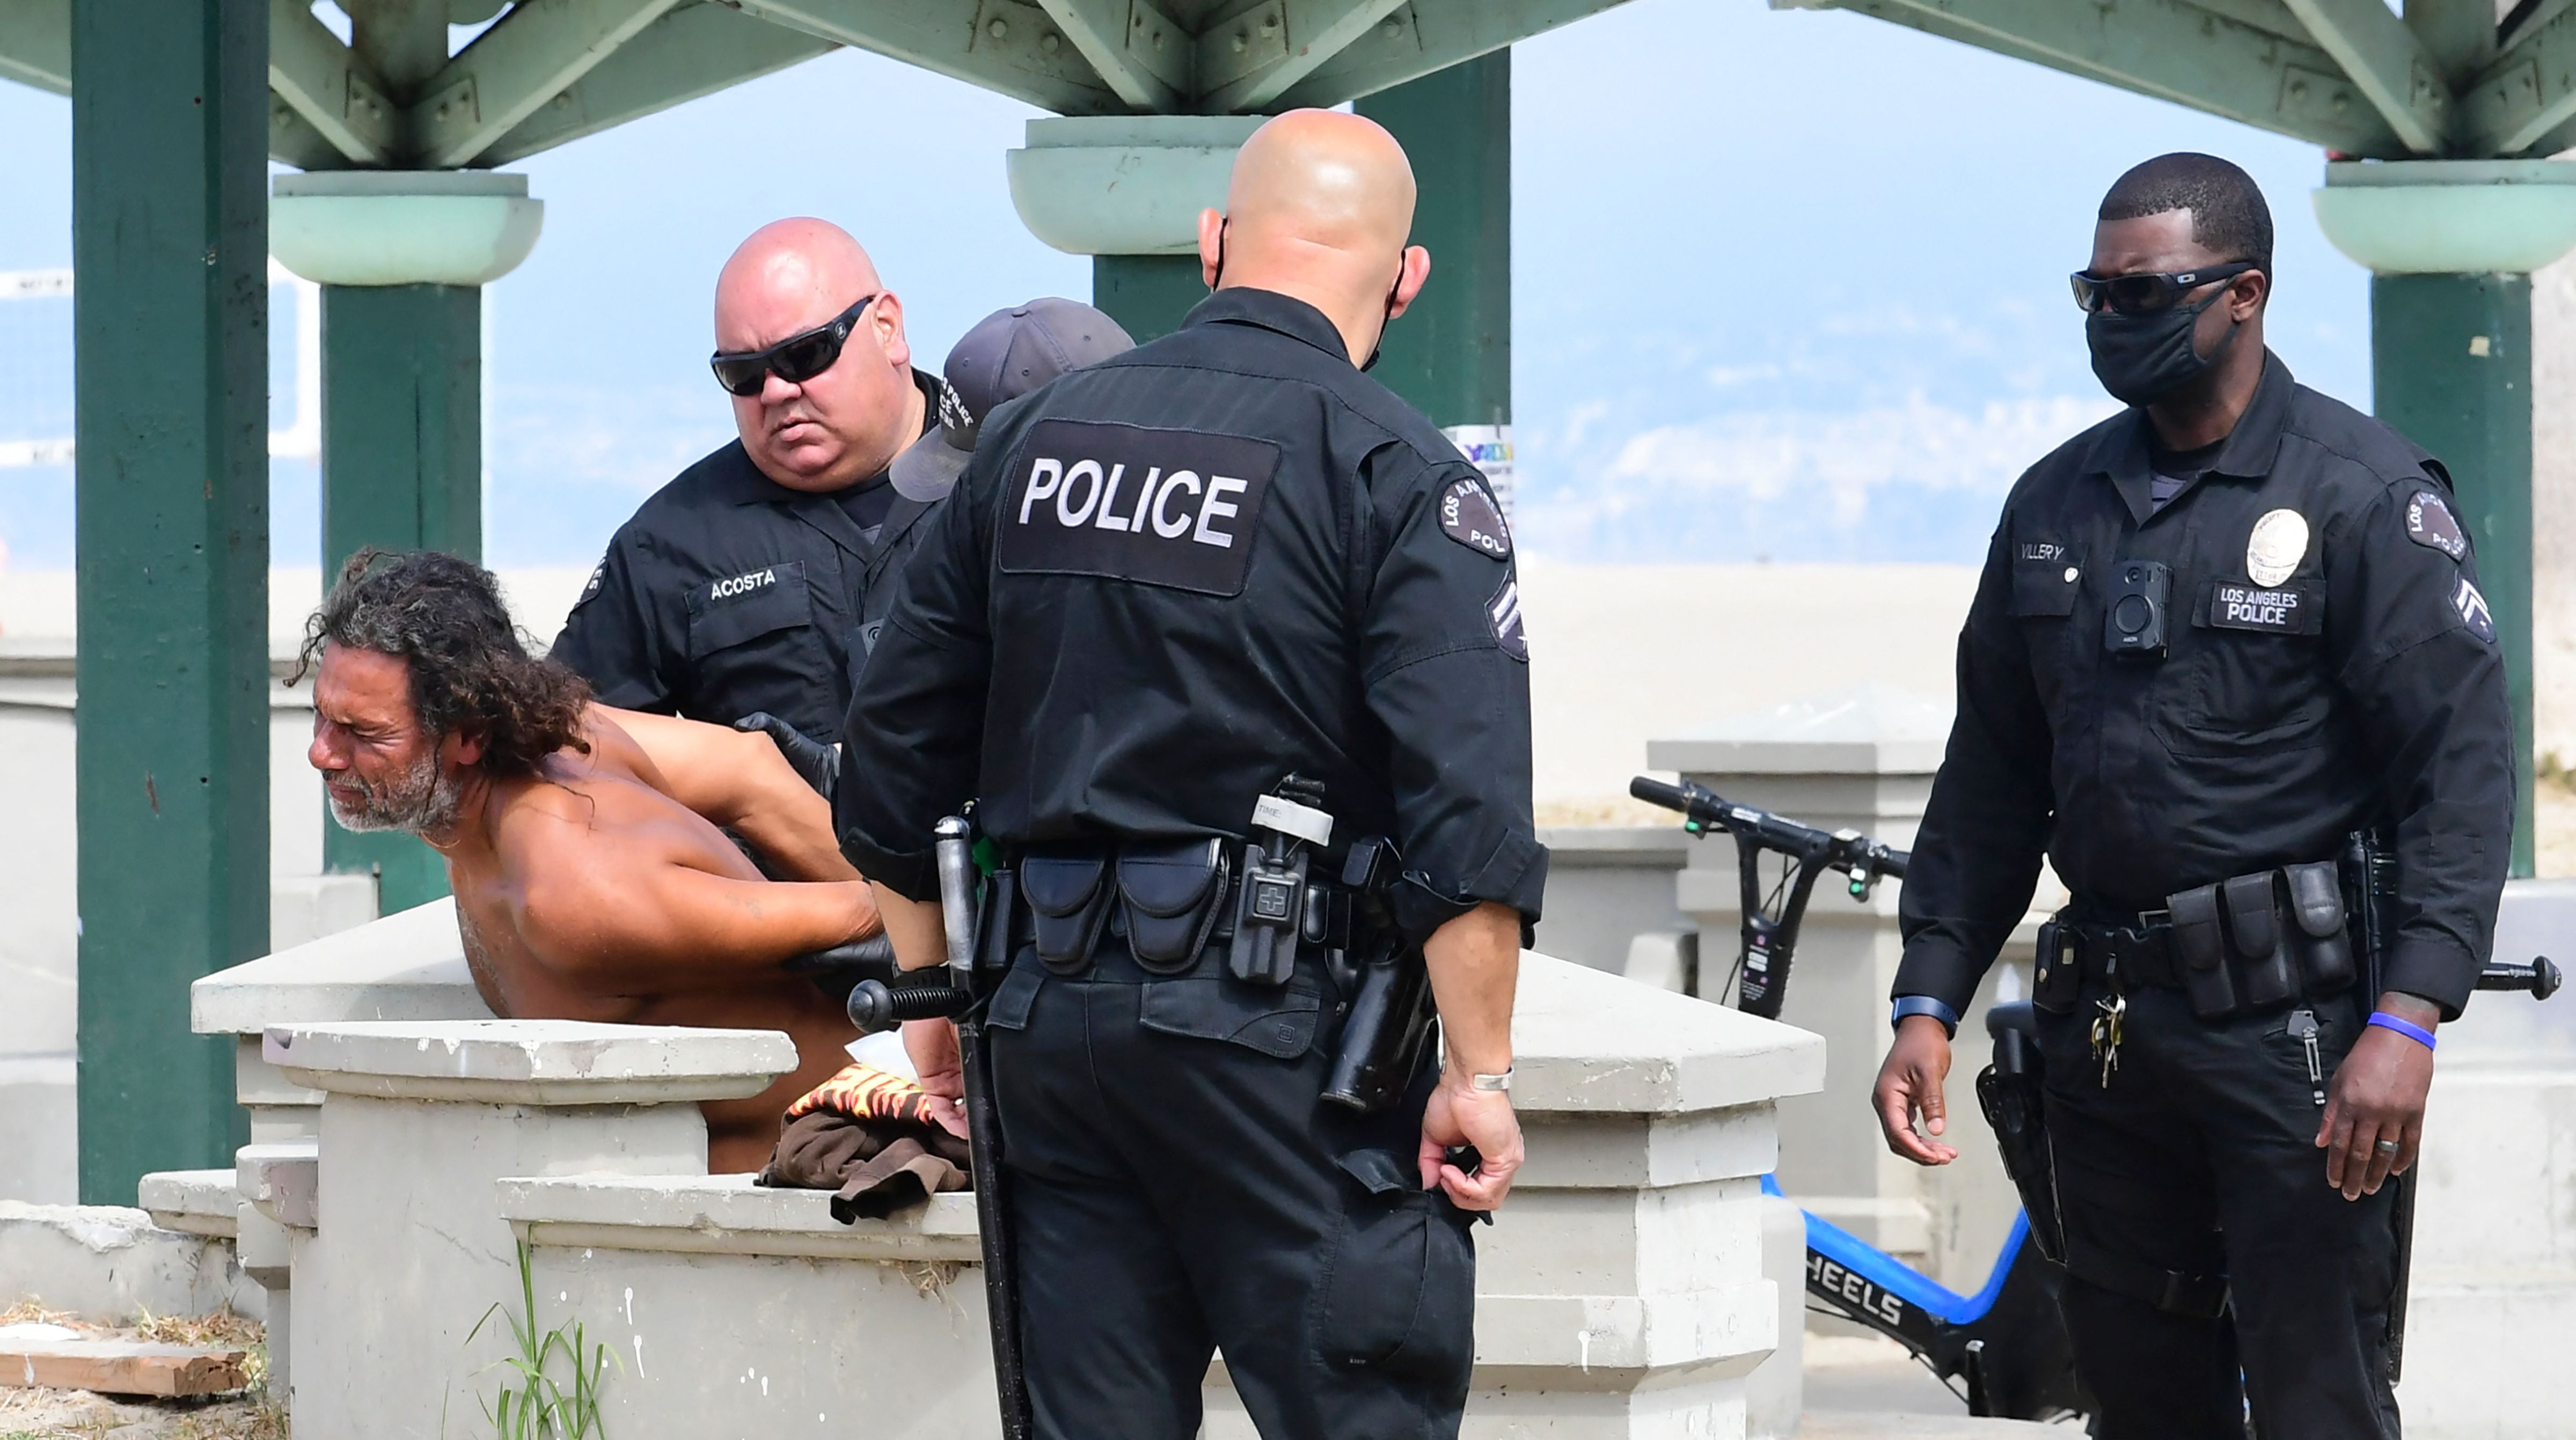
[[841, 111, 1543, 1440], [551, 218, 936, 743], [1871, 154, 2512, 1439]]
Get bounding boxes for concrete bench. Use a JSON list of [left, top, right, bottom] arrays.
[[216, 951, 1821, 1439]]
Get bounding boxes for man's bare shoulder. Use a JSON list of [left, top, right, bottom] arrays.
[[484, 744, 750, 884]]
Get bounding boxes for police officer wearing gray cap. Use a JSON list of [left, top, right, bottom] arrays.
[[855, 298, 1136, 667]]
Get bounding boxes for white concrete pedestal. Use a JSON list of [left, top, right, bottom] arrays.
[[1649, 684, 2051, 1296], [265, 1019, 791, 1437]]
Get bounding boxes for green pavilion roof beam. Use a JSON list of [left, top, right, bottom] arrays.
[[270, 0, 402, 168], [412, 0, 685, 167], [2278, 0, 2451, 153], [0, 0, 67, 94], [1782, 0, 2408, 157], [475, 2, 834, 165], [2463, 2, 2576, 157]]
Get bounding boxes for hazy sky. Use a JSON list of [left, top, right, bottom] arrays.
[[0, 0, 2370, 571]]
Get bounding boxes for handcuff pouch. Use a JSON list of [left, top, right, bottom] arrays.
[[1117, 840, 1231, 974], [1022, 852, 1112, 975], [2032, 917, 2082, 1013], [2222, 872, 2297, 1008], [2282, 861, 2355, 993], [2166, 882, 2237, 1020]]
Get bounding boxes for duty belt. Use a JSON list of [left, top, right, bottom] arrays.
[[2047, 912, 2185, 993]]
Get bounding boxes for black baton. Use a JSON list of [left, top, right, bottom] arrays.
[[934, 817, 1032, 1440]]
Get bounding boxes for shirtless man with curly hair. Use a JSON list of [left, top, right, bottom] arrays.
[[300, 548, 883, 1171]]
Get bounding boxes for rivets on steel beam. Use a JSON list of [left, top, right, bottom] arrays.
[[1233, 30, 1248, 52], [1041, 30, 1060, 52], [988, 17, 1008, 39], [1379, 18, 1401, 36]]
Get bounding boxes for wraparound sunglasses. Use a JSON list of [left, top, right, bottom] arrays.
[[2068, 262, 2256, 315], [710, 293, 880, 396]]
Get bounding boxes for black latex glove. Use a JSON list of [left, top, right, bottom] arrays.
[[733, 711, 837, 801]]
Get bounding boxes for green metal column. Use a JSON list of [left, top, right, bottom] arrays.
[[71, 0, 269, 1202], [1357, 50, 1511, 433], [319, 283, 483, 913], [2373, 274, 2536, 877], [1092, 255, 1208, 345]]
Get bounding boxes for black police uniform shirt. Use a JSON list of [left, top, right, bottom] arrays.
[[838, 288, 1547, 942], [1896, 355, 2512, 1019], [549, 370, 940, 744]]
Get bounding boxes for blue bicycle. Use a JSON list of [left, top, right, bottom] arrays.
[[1629, 774, 2562, 1426]]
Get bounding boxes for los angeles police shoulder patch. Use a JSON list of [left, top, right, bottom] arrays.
[[2454, 576, 2497, 644], [2407, 490, 2469, 562], [1440, 475, 1512, 560], [1488, 576, 1527, 662], [573, 559, 606, 609]]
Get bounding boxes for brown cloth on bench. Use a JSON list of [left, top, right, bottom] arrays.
[[755, 1062, 973, 1223]]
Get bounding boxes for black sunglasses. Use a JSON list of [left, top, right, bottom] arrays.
[[709, 293, 880, 396], [2069, 262, 2256, 315]]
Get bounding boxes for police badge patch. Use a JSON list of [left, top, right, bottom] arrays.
[[573, 560, 606, 609], [2245, 509, 2309, 588], [2407, 490, 2469, 561], [1488, 576, 1527, 661], [2453, 576, 2496, 643], [1439, 476, 1512, 559]]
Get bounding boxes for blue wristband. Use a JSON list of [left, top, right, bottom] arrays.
[[2367, 1011, 2437, 1052], [1892, 995, 1960, 1038]]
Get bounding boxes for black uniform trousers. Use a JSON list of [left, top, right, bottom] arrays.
[[2035, 983, 2399, 1440], [983, 936, 1477, 1440]]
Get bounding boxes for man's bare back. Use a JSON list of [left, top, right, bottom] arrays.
[[301, 550, 880, 1175], [441, 709, 867, 1171]]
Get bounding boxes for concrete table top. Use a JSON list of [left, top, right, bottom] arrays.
[[1513, 953, 1824, 1114], [498, 1174, 983, 1264], [262, 1020, 795, 1106], [193, 898, 487, 1037], [1647, 682, 1951, 777]]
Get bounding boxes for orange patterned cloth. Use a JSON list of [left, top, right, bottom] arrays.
[[784, 1061, 936, 1127]]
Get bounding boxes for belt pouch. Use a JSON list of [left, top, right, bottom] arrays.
[[1021, 853, 1112, 975], [2221, 872, 2296, 1008], [978, 869, 1019, 976], [1117, 840, 1231, 975], [2165, 883, 2237, 1019], [2033, 917, 2082, 1012], [2282, 861, 2354, 993]]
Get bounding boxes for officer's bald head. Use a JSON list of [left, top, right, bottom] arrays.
[[711, 217, 923, 493], [1198, 110, 1429, 369], [714, 218, 885, 349]]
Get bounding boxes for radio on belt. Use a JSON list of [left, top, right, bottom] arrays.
[[1230, 776, 1333, 987]]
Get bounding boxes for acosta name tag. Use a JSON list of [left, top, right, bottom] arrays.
[[2202, 582, 2319, 635], [998, 418, 1280, 597]]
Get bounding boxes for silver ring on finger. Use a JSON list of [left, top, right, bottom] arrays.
[[2374, 1139, 2401, 1155]]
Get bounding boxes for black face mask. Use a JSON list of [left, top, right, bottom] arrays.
[[2085, 284, 2241, 407], [1212, 219, 1406, 371]]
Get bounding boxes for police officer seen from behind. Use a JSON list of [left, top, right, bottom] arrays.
[[1871, 153, 2511, 1439], [551, 218, 937, 746], [841, 110, 1542, 1440]]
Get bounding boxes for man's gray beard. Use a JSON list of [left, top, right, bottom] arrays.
[[328, 749, 465, 838]]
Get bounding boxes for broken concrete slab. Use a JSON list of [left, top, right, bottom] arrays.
[[0, 1204, 260, 1324]]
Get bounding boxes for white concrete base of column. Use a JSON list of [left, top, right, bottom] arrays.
[[270, 171, 542, 287], [1006, 115, 1263, 257]]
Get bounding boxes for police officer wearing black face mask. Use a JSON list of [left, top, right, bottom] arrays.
[[1870, 152, 2511, 1439], [550, 218, 941, 746], [840, 109, 1542, 1440]]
